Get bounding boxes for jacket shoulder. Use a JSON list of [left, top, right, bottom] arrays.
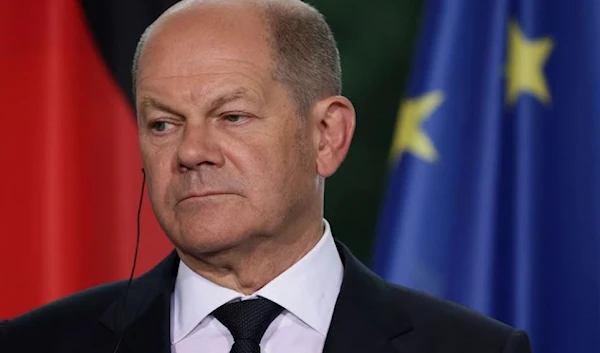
[[0, 319, 7, 350], [390, 283, 511, 329], [4, 280, 127, 335], [386, 283, 529, 351]]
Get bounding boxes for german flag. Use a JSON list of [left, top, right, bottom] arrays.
[[0, 0, 178, 318]]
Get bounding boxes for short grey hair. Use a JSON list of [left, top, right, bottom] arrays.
[[132, 0, 342, 116]]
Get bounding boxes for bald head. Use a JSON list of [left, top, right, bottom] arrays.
[[132, 0, 341, 115]]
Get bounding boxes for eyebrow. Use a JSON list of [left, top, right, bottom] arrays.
[[139, 97, 184, 118], [206, 88, 257, 114], [138, 88, 259, 118]]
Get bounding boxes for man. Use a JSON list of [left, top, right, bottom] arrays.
[[0, 0, 532, 352]]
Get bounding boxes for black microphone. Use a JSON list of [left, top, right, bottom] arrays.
[[112, 168, 145, 353]]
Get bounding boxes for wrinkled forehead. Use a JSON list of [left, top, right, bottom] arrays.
[[136, 3, 273, 87]]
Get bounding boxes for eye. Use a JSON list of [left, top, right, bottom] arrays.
[[223, 114, 245, 123], [150, 121, 175, 133]]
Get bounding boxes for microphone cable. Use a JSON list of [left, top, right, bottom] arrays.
[[112, 168, 145, 353]]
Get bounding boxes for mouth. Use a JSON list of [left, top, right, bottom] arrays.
[[177, 192, 236, 204]]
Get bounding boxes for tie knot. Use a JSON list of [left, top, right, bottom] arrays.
[[212, 297, 284, 344]]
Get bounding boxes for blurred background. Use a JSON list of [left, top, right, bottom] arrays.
[[1, 1, 599, 352]]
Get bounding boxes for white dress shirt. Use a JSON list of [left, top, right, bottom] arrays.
[[170, 219, 344, 353]]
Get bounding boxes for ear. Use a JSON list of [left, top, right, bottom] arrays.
[[311, 96, 356, 177]]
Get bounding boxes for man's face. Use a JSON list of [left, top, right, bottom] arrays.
[[135, 5, 321, 255]]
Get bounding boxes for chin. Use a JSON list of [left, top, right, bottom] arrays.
[[168, 215, 258, 256]]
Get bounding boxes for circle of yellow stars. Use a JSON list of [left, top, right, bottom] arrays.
[[390, 21, 554, 163]]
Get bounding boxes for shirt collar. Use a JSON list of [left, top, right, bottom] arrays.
[[171, 257, 242, 343], [171, 219, 343, 343]]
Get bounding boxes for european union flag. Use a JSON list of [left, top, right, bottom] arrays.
[[372, 1, 600, 352]]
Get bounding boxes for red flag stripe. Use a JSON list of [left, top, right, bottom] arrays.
[[0, 0, 170, 318]]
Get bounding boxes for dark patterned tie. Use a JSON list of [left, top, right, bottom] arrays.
[[212, 297, 284, 353]]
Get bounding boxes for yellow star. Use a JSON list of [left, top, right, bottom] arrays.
[[505, 21, 554, 105], [390, 91, 444, 163]]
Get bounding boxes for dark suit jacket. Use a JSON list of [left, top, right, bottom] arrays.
[[0, 242, 531, 352]]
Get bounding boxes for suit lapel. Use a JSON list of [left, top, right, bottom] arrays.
[[100, 251, 179, 353], [323, 242, 414, 353], [111, 291, 172, 353]]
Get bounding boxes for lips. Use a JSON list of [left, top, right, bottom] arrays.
[[177, 192, 234, 204]]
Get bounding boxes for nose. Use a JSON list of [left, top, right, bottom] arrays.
[[176, 122, 225, 172]]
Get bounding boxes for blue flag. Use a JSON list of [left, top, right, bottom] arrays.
[[372, 1, 600, 352]]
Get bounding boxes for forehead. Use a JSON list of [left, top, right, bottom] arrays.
[[136, 4, 274, 96]]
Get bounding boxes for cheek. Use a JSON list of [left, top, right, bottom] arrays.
[[237, 132, 313, 204], [226, 135, 280, 192], [141, 143, 176, 205]]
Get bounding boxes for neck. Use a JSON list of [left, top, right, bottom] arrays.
[[177, 217, 324, 295]]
